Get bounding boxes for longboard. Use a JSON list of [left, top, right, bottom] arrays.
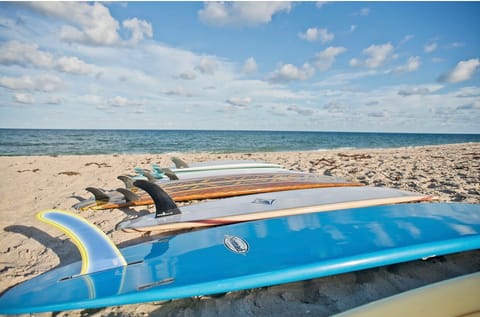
[[75, 172, 362, 210], [1, 203, 479, 314], [116, 181, 434, 233], [335, 272, 480, 317]]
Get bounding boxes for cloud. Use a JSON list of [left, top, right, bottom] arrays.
[[226, 96, 252, 108], [438, 58, 480, 83], [298, 27, 334, 43], [398, 87, 434, 96], [14, 93, 34, 104], [176, 71, 197, 80], [350, 42, 394, 69], [349, 25, 357, 33], [324, 101, 346, 113], [353, 8, 370, 16], [394, 56, 421, 73], [108, 96, 144, 107], [242, 57, 257, 74], [27, 2, 151, 46], [122, 18, 153, 44], [56, 56, 93, 75], [268, 63, 315, 83], [0, 41, 54, 68], [399, 34, 414, 45], [287, 105, 314, 116], [0, 40, 94, 75], [198, 2, 291, 27], [165, 86, 193, 97], [424, 42, 438, 53], [195, 57, 218, 74], [0, 74, 63, 92], [313, 46, 346, 71]]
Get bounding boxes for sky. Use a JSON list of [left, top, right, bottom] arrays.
[[0, 1, 479, 133]]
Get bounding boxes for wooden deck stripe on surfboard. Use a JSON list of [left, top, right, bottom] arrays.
[[90, 181, 361, 210], [120, 195, 433, 233]]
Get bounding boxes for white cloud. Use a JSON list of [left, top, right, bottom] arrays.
[[198, 2, 291, 27], [0, 74, 63, 92], [439, 58, 480, 83], [424, 42, 438, 53], [122, 18, 153, 44], [353, 8, 370, 16], [56, 56, 92, 75], [242, 57, 257, 74], [349, 25, 357, 33], [0, 40, 95, 75], [397, 84, 442, 96], [399, 35, 414, 45], [298, 28, 334, 43], [165, 86, 193, 97], [287, 105, 314, 116], [28, 2, 151, 46], [226, 96, 252, 108], [176, 71, 197, 80], [108, 96, 145, 107], [268, 63, 315, 83], [350, 42, 394, 69], [0, 41, 54, 68], [313, 46, 346, 71], [195, 57, 218, 74], [394, 56, 421, 73], [14, 93, 34, 104]]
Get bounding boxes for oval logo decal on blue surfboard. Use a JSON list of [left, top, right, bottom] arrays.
[[224, 235, 249, 254]]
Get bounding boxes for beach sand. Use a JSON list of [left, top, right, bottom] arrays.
[[1, 143, 479, 316]]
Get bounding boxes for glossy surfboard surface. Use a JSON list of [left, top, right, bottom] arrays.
[[76, 172, 361, 210], [116, 186, 433, 233], [1, 203, 479, 314]]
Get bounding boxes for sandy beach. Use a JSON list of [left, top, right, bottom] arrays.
[[1, 142, 479, 316]]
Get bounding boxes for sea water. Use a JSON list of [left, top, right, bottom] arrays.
[[0, 129, 479, 156]]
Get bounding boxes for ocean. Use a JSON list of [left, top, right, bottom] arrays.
[[0, 129, 479, 156]]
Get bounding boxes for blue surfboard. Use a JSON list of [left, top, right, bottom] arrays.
[[1, 203, 480, 314]]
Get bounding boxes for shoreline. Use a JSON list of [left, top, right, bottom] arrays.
[[0, 142, 479, 316]]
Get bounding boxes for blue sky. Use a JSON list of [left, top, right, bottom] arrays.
[[0, 1, 479, 133]]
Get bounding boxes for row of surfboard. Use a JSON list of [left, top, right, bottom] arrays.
[[0, 157, 479, 315]]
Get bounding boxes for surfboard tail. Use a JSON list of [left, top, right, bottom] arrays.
[[133, 180, 181, 218], [36, 210, 126, 275]]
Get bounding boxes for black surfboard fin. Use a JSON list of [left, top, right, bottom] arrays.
[[117, 175, 136, 189], [86, 187, 110, 202], [133, 180, 181, 218], [116, 188, 140, 202], [161, 168, 179, 180], [171, 157, 189, 169]]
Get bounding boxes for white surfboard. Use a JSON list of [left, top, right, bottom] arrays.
[[116, 185, 433, 233]]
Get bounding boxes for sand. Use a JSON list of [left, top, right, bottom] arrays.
[[0, 142, 479, 316]]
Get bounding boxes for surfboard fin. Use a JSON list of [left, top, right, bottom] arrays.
[[36, 209, 126, 275], [117, 175, 136, 190], [142, 171, 158, 182], [133, 180, 181, 218], [171, 157, 189, 169], [116, 188, 140, 202], [85, 187, 110, 202], [161, 168, 179, 180]]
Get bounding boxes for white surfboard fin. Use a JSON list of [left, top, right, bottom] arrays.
[[133, 180, 181, 218], [36, 209, 127, 275]]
